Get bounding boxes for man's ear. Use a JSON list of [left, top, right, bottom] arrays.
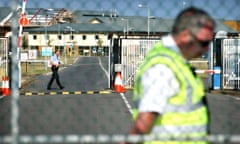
[[178, 30, 193, 44]]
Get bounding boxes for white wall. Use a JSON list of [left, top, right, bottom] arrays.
[[27, 33, 110, 47]]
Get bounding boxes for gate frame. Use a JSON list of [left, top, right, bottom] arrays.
[[209, 37, 240, 90]]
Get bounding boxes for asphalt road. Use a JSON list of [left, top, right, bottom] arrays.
[[0, 56, 240, 144]]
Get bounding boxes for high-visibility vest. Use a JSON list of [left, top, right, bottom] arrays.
[[133, 42, 208, 144]]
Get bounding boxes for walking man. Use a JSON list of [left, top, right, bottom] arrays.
[[122, 6, 215, 144], [47, 49, 64, 90]]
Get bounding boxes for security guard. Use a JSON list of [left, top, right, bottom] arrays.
[[122, 7, 215, 144], [47, 49, 64, 90]]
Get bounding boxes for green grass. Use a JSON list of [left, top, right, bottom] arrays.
[[21, 55, 78, 77]]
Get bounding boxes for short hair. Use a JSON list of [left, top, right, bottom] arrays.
[[171, 6, 215, 35], [55, 49, 60, 53]]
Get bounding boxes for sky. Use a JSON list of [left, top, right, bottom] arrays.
[[0, 0, 240, 20]]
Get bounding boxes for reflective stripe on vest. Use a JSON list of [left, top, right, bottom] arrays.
[[152, 125, 207, 135], [134, 53, 205, 112], [133, 99, 204, 113]]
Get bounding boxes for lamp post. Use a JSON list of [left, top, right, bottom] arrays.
[[63, 29, 66, 64], [43, 9, 53, 46], [138, 3, 150, 38], [43, 9, 53, 71], [44, 24, 48, 46], [66, 26, 74, 38], [65, 26, 75, 57], [121, 18, 129, 38]]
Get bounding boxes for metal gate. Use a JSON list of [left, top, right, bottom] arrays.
[[0, 37, 9, 78], [222, 39, 240, 89], [121, 39, 159, 88]]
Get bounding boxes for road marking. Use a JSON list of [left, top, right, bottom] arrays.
[[20, 90, 113, 96], [120, 93, 133, 115], [98, 57, 109, 80], [229, 95, 240, 101]]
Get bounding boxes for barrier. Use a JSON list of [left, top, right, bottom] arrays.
[[213, 67, 221, 90], [20, 90, 113, 96], [114, 72, 126, 93], [222, 39, 240, 89], [1, 76, 10, 96], [1, 76, 5, 95], [121, 39, 159, 89], [114, 64, 126, 93]]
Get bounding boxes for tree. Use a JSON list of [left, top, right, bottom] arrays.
[[97, 38, 104, 56], [97, 38, 103, 48], [22, 35, 28, 49]]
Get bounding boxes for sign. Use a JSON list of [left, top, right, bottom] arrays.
[[42, 47, 52, 56], [28, 50, 37, 59], [19, 16, 29, 26], [92, 47, 96, 54], [70, 43, 73, 49], [21, 53, 28, 61]]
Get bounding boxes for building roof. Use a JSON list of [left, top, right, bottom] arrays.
[[215, 20, 237, 33], [0, 7, 12, 20], [73, 10, 118, 18], [26, 23, 122, 33], [224, 20, 240, 31], [0, 7, 237, 34], [73, 10, 237, 33], [25, 17, 236, 34]]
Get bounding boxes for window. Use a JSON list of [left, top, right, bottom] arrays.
[[70, 35, 74, 40], [58, 35, 62, 40], [82, 35, 86, 40], [30, 46, 38, 49], [33, 35, 37, 40], [95, 35, 99, 40]]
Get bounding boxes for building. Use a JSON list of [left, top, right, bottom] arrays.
[[0, 7, 238, 56]]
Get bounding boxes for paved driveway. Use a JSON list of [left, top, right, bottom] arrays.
[[0, 57, 240, 144]]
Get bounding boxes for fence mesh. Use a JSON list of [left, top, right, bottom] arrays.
[[0, 0, 240, 144]]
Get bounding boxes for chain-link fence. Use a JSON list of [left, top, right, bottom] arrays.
[[0, 0, 240, 144]]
